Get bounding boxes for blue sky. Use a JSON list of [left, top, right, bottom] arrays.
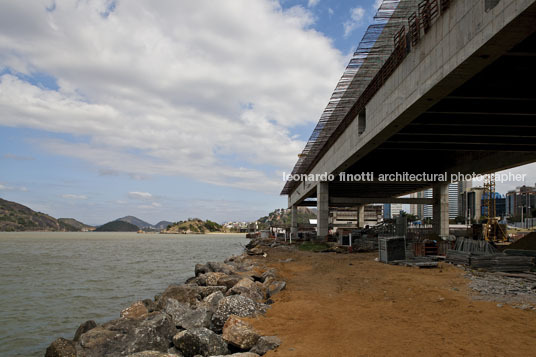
[[0, 0, 380, 225]]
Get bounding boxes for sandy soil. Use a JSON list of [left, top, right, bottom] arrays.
[[246, 248, 536, 357]]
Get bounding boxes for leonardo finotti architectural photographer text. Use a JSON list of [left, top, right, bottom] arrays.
[[282, 171, 527, 183]]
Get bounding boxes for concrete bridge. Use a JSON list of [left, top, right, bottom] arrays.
[[282, 0, 536, 239]]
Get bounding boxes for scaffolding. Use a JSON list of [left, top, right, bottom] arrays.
[[282, 0, 453, 195], [483, 174, 507, 242]]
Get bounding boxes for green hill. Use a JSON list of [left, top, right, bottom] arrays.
[[163, 218, 222, 234], [257, 207, 317, 228], [0, 197, 84, 232], [96, 220, 139, 232]]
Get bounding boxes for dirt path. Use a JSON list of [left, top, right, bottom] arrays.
[[247, 248, 536, 357]]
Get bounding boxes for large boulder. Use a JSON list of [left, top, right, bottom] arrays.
[[207, 261, 236, 275], [260, 269, 277, 283], [247, 247, 264, 256], [229, 278, 264, 303], [250, 336, 281, 355], [216, 275, 242, 290], [222, 316, 260, 350], [45, 337, 77, 357], [266, 281, 286, 298], [158, 285, 227, 307], [73, 320, 97, 342], [195, 262, 236, 276], [211, 295, 266, 332], [77, 312, 177, 356], [121, 301, 149, 319], [199, 272, 228, 286], [195, 263, 210, 277], [162, 298, 212, 329], [200, 291, 225, 312], [172, 327, 229, 357]]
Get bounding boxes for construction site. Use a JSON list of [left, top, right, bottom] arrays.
[[245, 0, 536, 353], [272, 0, 536, 278]]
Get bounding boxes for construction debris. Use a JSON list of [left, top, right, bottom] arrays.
[[470, 254, 534, 272], [445, 250, 471, 266]]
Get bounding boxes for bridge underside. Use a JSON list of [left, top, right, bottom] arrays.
[[286, 1, 536, 241], [296, 30, 536, 204]]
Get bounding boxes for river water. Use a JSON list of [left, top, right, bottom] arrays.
[[0, 232, 247, 357]]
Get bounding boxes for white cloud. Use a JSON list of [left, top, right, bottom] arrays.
[[128, 191, 153, 200], [0, 183, 28, 192], [343, 7, 365, 37], [308, 0, 320, 8], [328, 8, 334, 16], [0, 0, 345, 194], [2, 153, 35, 161], [61, 193, 88, 200], [138, 202, 162, 209]]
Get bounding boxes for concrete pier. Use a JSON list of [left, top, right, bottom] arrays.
[[433, 183, 449, 238], [317, 182, 329, 240]]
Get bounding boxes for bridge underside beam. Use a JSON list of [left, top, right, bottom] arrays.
[[330, 197, 433, 205]]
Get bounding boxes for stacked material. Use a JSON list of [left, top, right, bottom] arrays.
[[351, 233, 379, 251], [378, 236, 406, 263], [454, 237, 498, 255], [470, 254, 534, 272], [446, 250, 472, 265]]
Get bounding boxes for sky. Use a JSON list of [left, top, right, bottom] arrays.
[[0, 0, 534, 225]]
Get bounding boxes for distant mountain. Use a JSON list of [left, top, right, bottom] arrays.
[[0, 198, 86, 232], [116, 216, 153, 229], [154, 220, 173, 230], [58, 218, 95, 231], [96, 220, 139, 232]]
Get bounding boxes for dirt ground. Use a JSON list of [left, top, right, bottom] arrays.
[[246, 248, 536, 357]]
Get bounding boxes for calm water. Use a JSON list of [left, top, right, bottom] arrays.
[[0, 232, 247, 357]]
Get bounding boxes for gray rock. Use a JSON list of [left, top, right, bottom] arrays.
[[267, 281, 286, 298], [229, 278, 265, 302], [217, 275, 242, 290], [45, 337, 77, 357], [201, 291, 224, 312], [73, 320, 97, 342], [260, 269, 277, 283], [162, 298, 212, 329], [250, 336, 281, 355], [207, 262, 236, 275], [211, 295, 266, 332], [172, 327, 228, 357], [121, 301, 150, 319], [78, 312, 177, 356], [195, 263, 210, 277], [167, 346, 184, 356], [158, 285, 227, 308], [247, 247, 264, 256]]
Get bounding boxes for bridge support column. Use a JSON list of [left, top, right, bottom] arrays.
[[433, 183, 449, 238], [316, 181, 329, 240], [358, 205, 365, 228], [290, 205, 297, 239]]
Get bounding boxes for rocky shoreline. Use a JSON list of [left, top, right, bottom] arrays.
[[45, 238, 284, 357]]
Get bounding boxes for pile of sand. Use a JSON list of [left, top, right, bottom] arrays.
[[508, 232, 536, 250]]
